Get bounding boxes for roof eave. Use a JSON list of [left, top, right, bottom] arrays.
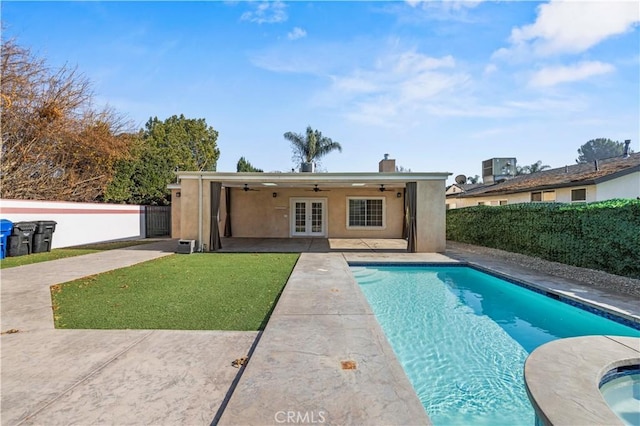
[[176, 171, 452, 184]]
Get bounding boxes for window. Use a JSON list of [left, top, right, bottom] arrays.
[[531, 191, 555, 202], [571, 188, 587, 202], [499, 200, 508, 206], [347, 197, 384, 228], [478, 201, 488, 206]]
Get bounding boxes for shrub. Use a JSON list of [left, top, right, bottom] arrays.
[[446, 199, 640, 279]]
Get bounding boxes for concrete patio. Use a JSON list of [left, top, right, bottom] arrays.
[[218, 237, 408, 253]]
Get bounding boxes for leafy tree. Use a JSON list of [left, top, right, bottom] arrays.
[[105, 115, 220, 205], [576, 138, 632, 163], [1, 39, 132, 201], [237, 157, 263, 172], [284, 125, 342, 170], [516, 161, 551, 175]]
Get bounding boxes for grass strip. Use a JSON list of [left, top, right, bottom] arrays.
[[0, 240, 153, 269], [51, 253, 299, 331]]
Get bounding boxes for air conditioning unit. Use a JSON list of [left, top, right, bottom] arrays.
[[482, 158, 516, 184], [176, 239, 195, 254]]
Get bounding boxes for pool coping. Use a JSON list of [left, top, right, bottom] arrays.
[[524, 336, 640, 426]]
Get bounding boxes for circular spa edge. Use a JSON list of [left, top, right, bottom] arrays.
[[524, 335, 640, 426]]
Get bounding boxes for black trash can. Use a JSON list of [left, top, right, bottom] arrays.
[[32, 220, 57, 253], [7, 221, 37, 257]]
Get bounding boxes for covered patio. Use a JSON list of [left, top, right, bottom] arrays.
[[171, 164, 450, 253]]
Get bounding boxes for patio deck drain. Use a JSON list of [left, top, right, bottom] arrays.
[[341, 360, 357, 370]]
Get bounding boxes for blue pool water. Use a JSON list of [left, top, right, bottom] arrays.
[[351, 265, 640, 426]]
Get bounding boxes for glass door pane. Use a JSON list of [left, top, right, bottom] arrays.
[[311, 201, 323, 234], [295, 202, 306, 233]]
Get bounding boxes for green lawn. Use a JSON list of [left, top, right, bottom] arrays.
[[51, 253, 299, 331], [0, 240, 154, 269]]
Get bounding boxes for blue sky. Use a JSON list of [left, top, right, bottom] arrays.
[[3, 1, 639, 182]]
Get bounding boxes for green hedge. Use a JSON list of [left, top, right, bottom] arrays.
[[446, 199, 640, 279]]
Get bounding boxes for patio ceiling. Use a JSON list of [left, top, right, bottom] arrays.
[[176, 171, 452, 189]]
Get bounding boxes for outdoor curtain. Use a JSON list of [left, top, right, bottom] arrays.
[[406, 182, 417, 253], [402, 188, 408, 239], [210, 182, 222, 251], [224, 187, 232, 237]]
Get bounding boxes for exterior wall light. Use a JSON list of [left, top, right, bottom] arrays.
[[176, 191, 181, 198], [397, 192, 402, 198], [273, 192, 277, 198]]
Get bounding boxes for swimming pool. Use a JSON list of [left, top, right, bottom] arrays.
[[351, 264, 640, 425], [600, 366, 640, 426]]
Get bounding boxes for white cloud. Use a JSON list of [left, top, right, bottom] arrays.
[[405, 0, 485, 11], [324, 51, 471, 126], [241, 1, 287, 24], [529, 61, 615, 87], [496, 1, 639, 58], [483, 64, 497, 75], [287, 27, 307, 40]]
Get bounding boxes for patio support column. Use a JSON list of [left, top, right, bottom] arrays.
[[209, 182, 222, 251], [406, 182, 417, 253], [415, 180, 446, 252]]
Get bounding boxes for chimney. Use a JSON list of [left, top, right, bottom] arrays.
[[623, 140, 631, 158], [594, 159, 599, 171], [379, 154, 396, 173]]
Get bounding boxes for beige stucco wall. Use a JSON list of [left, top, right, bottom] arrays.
[[416, 180, 446, 252], [170, 188, 182, 238], [223, 187, 405, 239], [179, 179, 201, 244]]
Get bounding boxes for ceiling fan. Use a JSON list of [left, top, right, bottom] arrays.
[[243, 184, 259, 192], [306, 184, 330, 192]]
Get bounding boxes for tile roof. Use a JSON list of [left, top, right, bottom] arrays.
[[452, 153, 640, 198]]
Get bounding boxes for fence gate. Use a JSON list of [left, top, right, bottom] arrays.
[[145, 206, 171, 237]]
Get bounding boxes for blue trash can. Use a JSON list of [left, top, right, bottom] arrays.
[[0, 219, 13, 260]]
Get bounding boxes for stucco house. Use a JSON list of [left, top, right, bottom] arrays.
[[169, 157, 451, 253], [447, 152, 640, 209]]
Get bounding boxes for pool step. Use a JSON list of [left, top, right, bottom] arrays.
[[350, 267, 385, 285]]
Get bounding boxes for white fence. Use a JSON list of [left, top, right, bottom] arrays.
[[0, 199, 146, 249]]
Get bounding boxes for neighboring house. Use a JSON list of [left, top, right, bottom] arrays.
[[445, 183, 484, 196], [170, 157, 451, 253], [447, 153, 640, 209]]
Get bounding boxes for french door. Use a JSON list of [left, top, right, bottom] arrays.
[[290, 198, 327, 237]]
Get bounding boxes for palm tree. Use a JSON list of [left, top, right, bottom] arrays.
[[528, 160, 551, 173], [516, 160, 551, 175], [284, 126, 342, 172]]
